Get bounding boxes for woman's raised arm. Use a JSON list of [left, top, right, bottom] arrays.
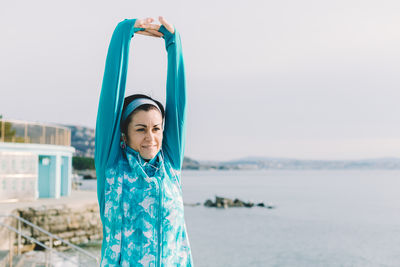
[[95, 18, 145, 219], [158, 20, 187, 172]]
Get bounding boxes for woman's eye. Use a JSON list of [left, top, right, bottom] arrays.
[[136, 129, 144, 132], [154, 127, 161, 131]]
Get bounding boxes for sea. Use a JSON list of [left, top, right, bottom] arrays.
[[70, 170, 400, 267]]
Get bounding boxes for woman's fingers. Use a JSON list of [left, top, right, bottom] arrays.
[[158, 16, 174, 34], [145, 29, 163, 37], [134, 17, 154, 28], [141, 23, 161, 31], [136, 30, 155, 36], [136, 30, 161, 38]]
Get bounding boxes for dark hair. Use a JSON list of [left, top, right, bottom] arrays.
[[120, 94, 165, 135]]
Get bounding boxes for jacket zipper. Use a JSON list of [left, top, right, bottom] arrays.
[[154, 176, 163, 267], [140, 154, 163, 266]]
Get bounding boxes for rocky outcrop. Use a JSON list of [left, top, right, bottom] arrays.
[[204, 196, 275, 209]]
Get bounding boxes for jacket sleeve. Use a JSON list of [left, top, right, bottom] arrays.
[[159, 25, 187, 171], [95, 19, 140, 221]]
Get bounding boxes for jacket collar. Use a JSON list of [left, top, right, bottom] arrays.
[[124, 145, 161, 176]]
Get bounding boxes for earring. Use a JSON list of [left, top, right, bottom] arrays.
[[120, 140, 126, 149], [120, 134, 126, 149]]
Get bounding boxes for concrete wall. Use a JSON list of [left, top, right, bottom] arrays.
[[0, 203, 102, 252], [0, 151, 37, 201], [15, 203, 102, 250]]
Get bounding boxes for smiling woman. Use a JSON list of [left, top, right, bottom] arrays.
[[126, 108, 162, 159], [95, 17, 193, 266], [120, 94, 165, 160]]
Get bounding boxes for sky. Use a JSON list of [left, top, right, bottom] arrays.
[[1, 0, 399, 161]]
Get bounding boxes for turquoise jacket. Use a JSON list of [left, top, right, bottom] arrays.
[[95, 19, 193, 266]]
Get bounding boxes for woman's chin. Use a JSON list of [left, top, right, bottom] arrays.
[[140, 150, 159, 160]]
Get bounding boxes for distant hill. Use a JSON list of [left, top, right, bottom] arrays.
[[223, 156, 400, 170], [61, 124, 400, 170], [62, 124, 95, 157]]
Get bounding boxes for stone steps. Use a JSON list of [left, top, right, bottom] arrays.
[[0, 250, 9, 267], [8, 254, 24, 267], [0, 250, 49, 267], [0, 252, 26, 267]]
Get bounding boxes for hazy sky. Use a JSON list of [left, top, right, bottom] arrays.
[[1, 0, 399, 161]]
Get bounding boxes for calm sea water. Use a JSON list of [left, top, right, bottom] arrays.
[[76, 170, 400, 267]]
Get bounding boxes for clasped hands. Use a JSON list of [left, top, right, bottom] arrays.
[[134, 16, 174, 38]]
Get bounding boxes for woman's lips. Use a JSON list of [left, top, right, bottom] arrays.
[[142, 145, 157, 149]]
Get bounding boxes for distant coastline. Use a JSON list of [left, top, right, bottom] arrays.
[[65, 124, 400, 171], [182, 157, 400, 170]]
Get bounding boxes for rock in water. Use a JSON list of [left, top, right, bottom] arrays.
[[233, 198, 245, 207], [204, 199, 215, 207], [203, 196, 275, 209], [243, 202, 254, 208]]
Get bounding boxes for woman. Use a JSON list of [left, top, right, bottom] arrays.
[[95, 17, 193, 266]]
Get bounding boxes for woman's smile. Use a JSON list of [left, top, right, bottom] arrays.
[[142, 144, 157, 149]]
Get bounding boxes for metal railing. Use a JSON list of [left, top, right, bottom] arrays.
[[0, 214, 99, 266], [0, 119, 71, 146]]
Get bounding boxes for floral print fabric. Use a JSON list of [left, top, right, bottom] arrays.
[[100, 145, 193, 266]]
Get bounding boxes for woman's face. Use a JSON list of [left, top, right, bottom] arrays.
[[126, 109, 163, 160]]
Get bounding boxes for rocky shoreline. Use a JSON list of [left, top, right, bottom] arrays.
[[184, 196, 276, 209]]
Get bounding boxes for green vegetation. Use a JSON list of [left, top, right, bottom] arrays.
[[0, 120, 25, 142], [73, 156, 95, 170]]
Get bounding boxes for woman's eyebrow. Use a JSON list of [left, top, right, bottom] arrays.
[[134, 123, 162, 127]]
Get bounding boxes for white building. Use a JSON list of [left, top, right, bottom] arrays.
[[0, 119, 75, 201]]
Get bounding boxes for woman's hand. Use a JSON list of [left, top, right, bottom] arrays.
[[134, 17, 162, 38], [134, 16, 175, 38], [158, 16, 175, 34]]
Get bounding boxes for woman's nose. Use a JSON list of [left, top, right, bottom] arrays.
[[145, 130, 155, 140]]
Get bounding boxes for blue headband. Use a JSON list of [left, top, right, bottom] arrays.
[[121, 98, 162, 123]]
